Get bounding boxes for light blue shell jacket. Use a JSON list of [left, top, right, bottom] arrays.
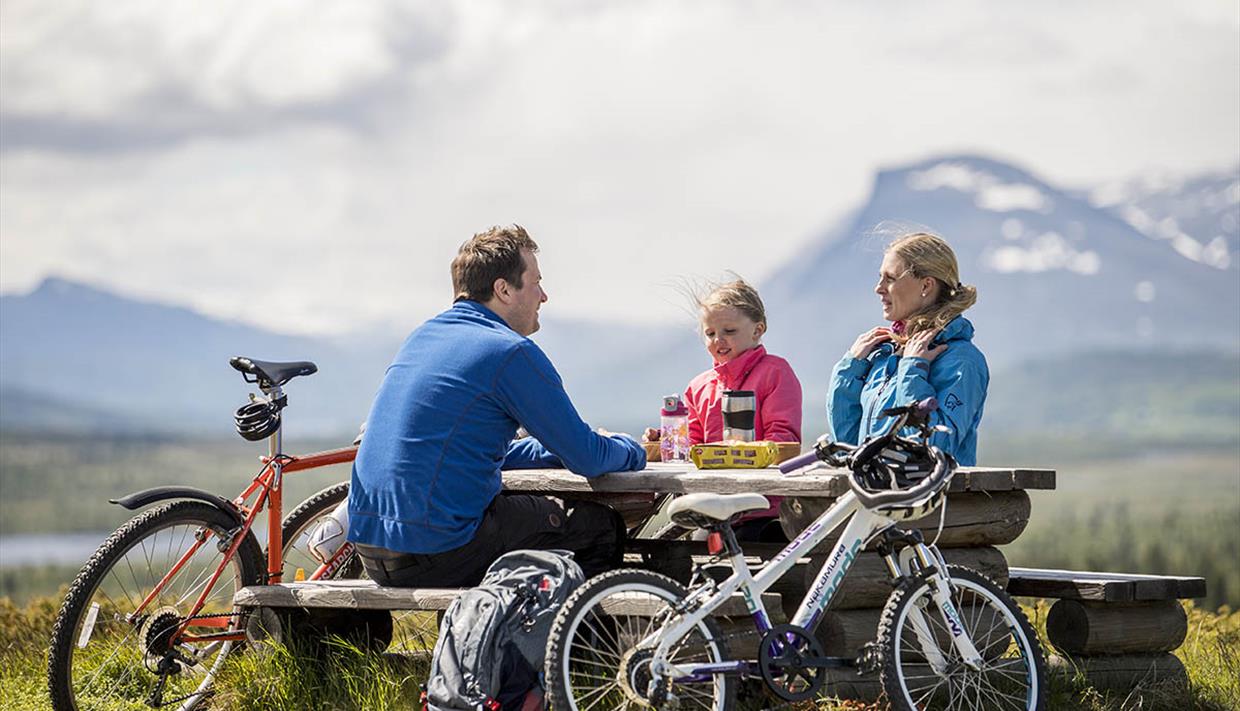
[[827, 316, 989, 465]]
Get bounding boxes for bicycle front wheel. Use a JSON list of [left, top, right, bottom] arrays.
[[545, 569, 736, 711], [876, 564, 1047, 711], [47, 501, 264, 711]]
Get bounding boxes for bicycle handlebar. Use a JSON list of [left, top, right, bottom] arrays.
[[779, 396, 940, 475]]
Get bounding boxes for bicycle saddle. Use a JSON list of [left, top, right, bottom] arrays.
[[229, 356, 318, 388], [669, 493, 770, 528]]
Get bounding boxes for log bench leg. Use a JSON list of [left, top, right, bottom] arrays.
[[1047, 600, 1188, 655], [245, 606, 393, 654]]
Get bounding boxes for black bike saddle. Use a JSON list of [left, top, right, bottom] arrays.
[[229, 356, 318, 387]]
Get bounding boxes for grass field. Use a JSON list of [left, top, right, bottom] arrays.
[[2, 592, 1237, 710]]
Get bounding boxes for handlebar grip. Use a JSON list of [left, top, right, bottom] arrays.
[[779, 450, 821, 474]]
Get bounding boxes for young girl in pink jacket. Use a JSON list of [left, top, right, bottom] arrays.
[[650, 278, 803, 540]]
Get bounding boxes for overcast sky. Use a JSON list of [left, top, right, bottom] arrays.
[[2, 0, 1237, 335]]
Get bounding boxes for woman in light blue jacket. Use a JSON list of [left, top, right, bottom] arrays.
[[828, 232, 988, 465]]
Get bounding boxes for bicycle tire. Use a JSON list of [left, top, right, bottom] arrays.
[[281, 482, 440, 653], [545, 568, 736, 711], [876, 564, 1047, 711], [47, 500, 264, 711], [279, 481, 362, 581]]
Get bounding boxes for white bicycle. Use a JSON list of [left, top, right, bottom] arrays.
[[544, 398, 1047, 710]]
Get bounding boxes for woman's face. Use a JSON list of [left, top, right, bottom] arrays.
[[875, 253, 928, 323], [701, 306, 765, 364]]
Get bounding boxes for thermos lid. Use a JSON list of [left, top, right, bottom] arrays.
[[661, 394, 688, 417]]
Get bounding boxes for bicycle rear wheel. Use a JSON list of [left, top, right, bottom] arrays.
[[279, 481, 361, 582], [876, 564, 1047, 711], [544, 569, 736, 711], [280, 482, 434, 653], [47, 501, 264, 711]]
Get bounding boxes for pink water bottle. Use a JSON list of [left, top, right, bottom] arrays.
[[660, 394, 690, 462]]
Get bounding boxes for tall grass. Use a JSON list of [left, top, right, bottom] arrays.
[[3, 593, 1237, 710]]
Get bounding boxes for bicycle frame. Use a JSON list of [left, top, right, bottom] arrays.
[[125, 382, 361, 645], [645, 489, 983, 682]]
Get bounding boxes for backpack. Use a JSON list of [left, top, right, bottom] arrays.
[[424, 549, 585, 711]]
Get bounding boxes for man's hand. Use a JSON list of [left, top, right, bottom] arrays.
[[849, 327, 893, 359], [596, 427, 635, 440], [904, 329, 947, 363]]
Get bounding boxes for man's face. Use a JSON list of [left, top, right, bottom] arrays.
[[506, 249, 548, 336]]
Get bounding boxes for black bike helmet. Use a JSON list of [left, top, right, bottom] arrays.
[[234, 399, 282, 441]]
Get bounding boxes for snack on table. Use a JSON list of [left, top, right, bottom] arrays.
[[691, 441, 783, 469]]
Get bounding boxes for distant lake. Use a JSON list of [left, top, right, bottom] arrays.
[[0, 532, 111, 568], [0, 530, 277, 569]]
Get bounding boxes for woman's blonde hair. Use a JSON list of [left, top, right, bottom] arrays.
[[887, 232, 977, 339], [696, 276, 767, 327]]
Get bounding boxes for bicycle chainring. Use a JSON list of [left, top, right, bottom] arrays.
[[757, 623, 826, 702]]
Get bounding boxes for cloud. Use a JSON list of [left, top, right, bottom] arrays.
[[1, 1, 1238, 334]]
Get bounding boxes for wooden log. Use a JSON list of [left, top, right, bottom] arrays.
[[814, 608, 881, 658], [781, 491, 1031, 553], [1047, 653, 1187, 691], [805, 546, 1009, 610], [1047, 600, 1188, 655]]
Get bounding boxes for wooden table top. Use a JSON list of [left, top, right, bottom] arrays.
[[502, 462, 1055, 498]]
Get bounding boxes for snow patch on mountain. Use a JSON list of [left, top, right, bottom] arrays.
[[1119, 206, 1231, 269], [906, 161, 1052, 213], [983, 232, 1101, 275]]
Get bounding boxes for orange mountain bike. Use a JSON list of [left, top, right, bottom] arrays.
[[47, 357, 364, 711]]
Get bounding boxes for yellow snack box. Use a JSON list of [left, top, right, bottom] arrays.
[[690, 441, 781, 469]]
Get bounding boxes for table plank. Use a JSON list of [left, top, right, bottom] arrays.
[[503, 462, 1054, 498]]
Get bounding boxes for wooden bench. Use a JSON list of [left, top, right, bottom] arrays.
[[1008, 567, 1207, 692], [234, 578, 786, 653]]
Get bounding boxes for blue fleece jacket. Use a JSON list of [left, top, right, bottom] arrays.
[[826, 316, 988, 465], [347, 300, 646, 554]]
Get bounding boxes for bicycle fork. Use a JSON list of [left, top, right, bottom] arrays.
[[895, 542, 984, 674]]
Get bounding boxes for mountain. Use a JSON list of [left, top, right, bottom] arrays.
[[758, 155, 1239, 419], [2, 155, 1236, 437], [0, 278, 396, 435]]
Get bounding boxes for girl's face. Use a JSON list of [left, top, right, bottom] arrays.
[[701, 306, 765, 364], [875, 253, 931, 323]]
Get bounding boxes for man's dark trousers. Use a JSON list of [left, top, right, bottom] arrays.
[[356, 494, 624, 587]]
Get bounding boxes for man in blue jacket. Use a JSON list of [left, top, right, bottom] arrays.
[[347, 225, 646, 586]]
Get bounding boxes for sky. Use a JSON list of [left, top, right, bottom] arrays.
[[2, 0, 1238, 336]]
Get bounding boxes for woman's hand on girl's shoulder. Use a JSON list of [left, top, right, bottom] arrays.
[[904, 329, 947, 363], [849, 327, 893, 359]]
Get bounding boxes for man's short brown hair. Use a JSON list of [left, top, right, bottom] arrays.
[[451, 225, 540, 302]]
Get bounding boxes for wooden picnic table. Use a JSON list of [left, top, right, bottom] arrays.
[[500, 461, 1056, 499]]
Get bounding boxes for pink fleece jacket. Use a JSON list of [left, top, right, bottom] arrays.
[[684, 345, 803, 446], [683, 345, 803, 524]]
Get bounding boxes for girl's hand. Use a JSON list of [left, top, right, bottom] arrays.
[[642, 427, 660, 442], [905, 329, 947, 363], [849, 327, 893, 359]]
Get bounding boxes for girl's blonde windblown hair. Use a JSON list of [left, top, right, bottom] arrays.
[[888, 232, 977, 340]]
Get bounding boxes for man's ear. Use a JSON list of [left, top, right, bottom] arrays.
[[492, 277, 511, 304]]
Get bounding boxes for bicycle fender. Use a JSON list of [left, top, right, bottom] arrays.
[[109, 486, 244, 526]]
